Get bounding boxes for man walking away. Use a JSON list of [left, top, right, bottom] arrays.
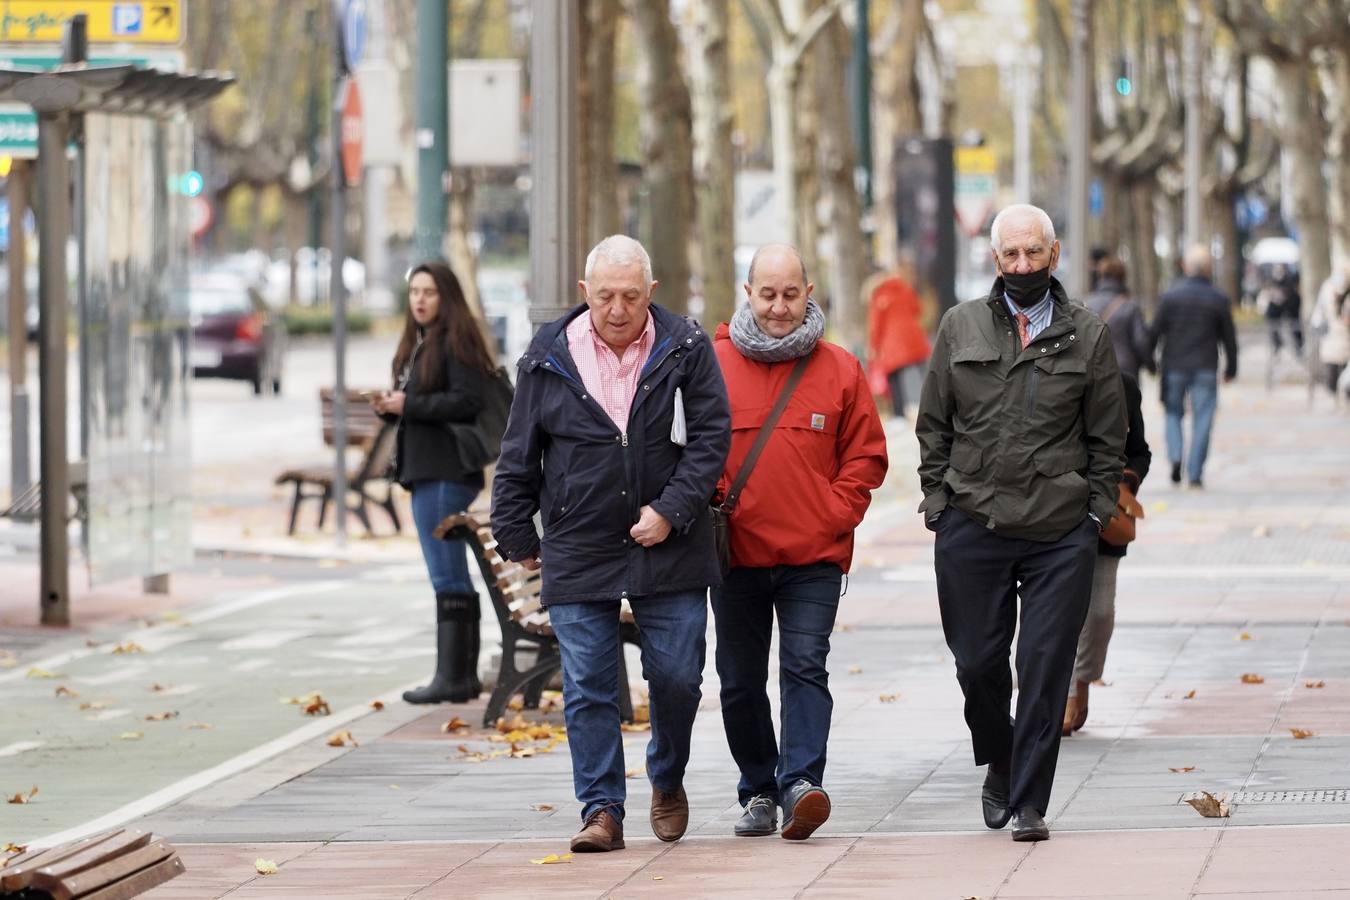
[[916, 203, 1126, 842], [712, 244, 887, 841], [491, 235, 731, 853], [1085, 257, 1154, 381], [1149, 244, 1238, 488]]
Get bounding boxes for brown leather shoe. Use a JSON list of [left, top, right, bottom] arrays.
[[571, 809, 625, 852], [650, 786, 689, 842]]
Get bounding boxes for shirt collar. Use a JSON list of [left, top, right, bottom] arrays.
[[1003, 290, 1053, 322], [584, 309, 655, 354]]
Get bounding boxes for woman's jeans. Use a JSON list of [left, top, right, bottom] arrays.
[[409, 480, 480, 594]]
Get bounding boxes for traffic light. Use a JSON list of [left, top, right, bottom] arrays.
[[181, 170, 204, 197], [1115, 57, 1133, 97]]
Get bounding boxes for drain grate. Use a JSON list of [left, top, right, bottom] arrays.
[[1179, 789, 1350, 805]]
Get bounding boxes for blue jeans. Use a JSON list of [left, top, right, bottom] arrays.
[[547, 589, 708, 822], [711, 562, 842, 805], [1163, 369, 1218, 483], [409, 480, 480, 594]]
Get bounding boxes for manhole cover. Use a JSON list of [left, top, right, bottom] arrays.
[[1179, 789, 1350, 805]]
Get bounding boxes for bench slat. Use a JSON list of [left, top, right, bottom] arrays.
[[39, 841, 172, 900], [79, 855, 185, 900], [30, 830, 152, 887], [1, 830, 126, 890]]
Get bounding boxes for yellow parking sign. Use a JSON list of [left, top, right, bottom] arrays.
[[0, 1, 182, 45]]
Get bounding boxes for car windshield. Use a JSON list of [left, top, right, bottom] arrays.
[[189, 288, 251, 316]]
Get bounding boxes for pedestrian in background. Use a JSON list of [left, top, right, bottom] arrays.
[[491, 235, 730, 854], [1311, 264, 1350, 402], [373, 262, 497, 705], [916, 203, 1126, 843], [1063, 372, 1151, 734], [1085, 257, 1154, 381], [713, 244, 887, 841], [1149, 245, 1238, 489], [866, 259, 932, 419], [1259, 264, 1305, 359]]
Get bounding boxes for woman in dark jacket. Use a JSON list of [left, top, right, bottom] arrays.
[[1063, 371, 1151, 734], [372, 262, 496, 704]]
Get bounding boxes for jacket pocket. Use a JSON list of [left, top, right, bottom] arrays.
[[949, 439, 983, 474], [1033, 448, 1088, 477]]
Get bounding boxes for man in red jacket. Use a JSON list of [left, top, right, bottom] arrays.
[[712, 244, 888, 840]]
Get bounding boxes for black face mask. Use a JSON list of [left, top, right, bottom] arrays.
[[1002, 265, 1052, 308]]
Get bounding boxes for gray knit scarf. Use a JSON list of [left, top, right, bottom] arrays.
[[729, 298, 826, 362]]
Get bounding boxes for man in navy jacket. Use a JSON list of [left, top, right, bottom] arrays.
[[492, 235, 730, 853]]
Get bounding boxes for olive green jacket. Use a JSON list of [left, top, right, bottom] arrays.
[[916, 276, 1127, 542]]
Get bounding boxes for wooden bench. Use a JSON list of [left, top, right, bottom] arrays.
[[1, 461, 89, 524], [0, 828, 183, 899], [275, 388, 401, 536], [434, 513, 640, 728]]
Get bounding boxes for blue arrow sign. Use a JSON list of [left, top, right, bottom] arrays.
[[343, 0, 367, 73]]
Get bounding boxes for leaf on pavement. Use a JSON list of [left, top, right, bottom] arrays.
[[1185, 791, 1230, 818], [111, 642, 145, 655], [25, 667, 61, 679], [78, 701, 106, 711], [879, 694, 900, 703], [506, 696, 525, 711], [1289, 728, 1316, 739], [633, 704, 650, 724], [254, 858, 279, 875], [303, 695, 331, 716], [442, 717, 470, 733], [625, 764, 646, 779], [54, 685, 78, 698], [5, 787, 38, 805], [496, 713, 528, 733], [652, 875, 664, 881], [327, 730, 358, 748], [1305, 680, 1326, 689], [145, 711, 179, 721], [530, 853, 573, 865], [1236, 631, 1254, 641], [3, 842, 26, 856], [847, 665, 862, 674], [1183, 690, 1197, 700], [531, 803, 555, 812], [185, 722, 214, 730], [1239, 673, 1265, 684], [117, 732, 143, 741], [370, 700, 385, 711], [148, 683, 168, 693], [1169, 766, 1196, 773], [510, 743, 536, 758]]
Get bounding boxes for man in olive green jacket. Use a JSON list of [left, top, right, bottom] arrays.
[[916, 203, 1126, 843]]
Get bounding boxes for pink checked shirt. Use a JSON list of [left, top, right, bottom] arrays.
[[566, 310, 656, 433]]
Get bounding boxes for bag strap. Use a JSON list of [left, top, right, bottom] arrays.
[[721, 354, 812, 514], [1099, 293, 1130, 324]]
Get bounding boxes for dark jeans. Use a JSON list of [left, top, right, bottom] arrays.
[[711, 562, 843, 805], [1163, 368, 1218, 484], [548, 589, 707, 822], [887, 367, 909, 417], [409, 479, 480, 594], [934, 507, 1097, 816]]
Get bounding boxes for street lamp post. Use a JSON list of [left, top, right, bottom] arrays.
[[1067, 0, 1092, 298], [414, 0, 449, 264]]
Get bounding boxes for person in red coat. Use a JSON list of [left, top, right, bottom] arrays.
[[866, 262, 932, 417], [712, 244, 888, 841]]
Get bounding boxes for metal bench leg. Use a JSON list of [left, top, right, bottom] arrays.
[[317, 487, 332, 529], [484, 636, 563, 728], [521, 644, 558, 709], [286, 483, 304, 536], [382, 492, 402, 533], [352, 491, 375, 534]]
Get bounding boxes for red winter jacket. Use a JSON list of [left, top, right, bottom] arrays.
[[714, 324, 889, 572]]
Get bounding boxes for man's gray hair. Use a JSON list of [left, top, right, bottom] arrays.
[[1182, 243, 1213, 278], [989, 204, 1056, 252], [585, 234, 653, 284]]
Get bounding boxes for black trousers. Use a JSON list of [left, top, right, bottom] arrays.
[[934, 506, 1098, 816]]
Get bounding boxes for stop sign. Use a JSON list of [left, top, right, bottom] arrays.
[[340, 78, 364, 187]]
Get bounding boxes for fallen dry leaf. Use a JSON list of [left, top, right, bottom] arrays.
[[847, 665, 862, 674], [149, 683, 168, 693], [1289, 728, 1316, 739], [442, 717, 470, 733], [1236, 631, 1254, 641], [653, 875, 665, 881], [506, 696, 525, 711], [496, 713, 528, 733], [25, 667, 60, 679], [327, 730, 358, 748], [370, 700, 385, 711], [625, 764, 646, 779], [1305, 680, 1326, 689], [54, 685, 78, 698], [5, 787, 38, 805], [111, 642, 145, 655], [117, 732, 143, 741], [530, 853, 573, 865], [78, 701, 106, 711], [1183, 690, 1197, 700], [3, 842, 26, 856], [879, 694, 900, 703], [1239, 673, 1265, 685], [303, 695, 331, 716], [1169, 766, 1196, 773], [633, 704, 651, 724], [185, 722, 214, 731], [145, 711, 179, 722], [254, 858, 279, 875], [531, 803, 555, 812], [1185, 791, 1231, 818]]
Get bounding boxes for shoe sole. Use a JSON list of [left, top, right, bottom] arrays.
[[734, 826, 777, 837], [1012, 829, 1049, 842], [571, 837, 626, 852], [983, 808, 1012, 830], [781, 790, 830, 841]]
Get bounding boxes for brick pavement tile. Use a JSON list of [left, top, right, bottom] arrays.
[[998, 829, 1216, 897], [142, 842, 322, 900], [1195, 825, 1350, 894], [414, 838, 667, 899], [803, 833, 1028, 899], [609, 836, 854, 898]]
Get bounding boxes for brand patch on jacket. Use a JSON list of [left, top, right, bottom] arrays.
[[810, 413, 826, 431]]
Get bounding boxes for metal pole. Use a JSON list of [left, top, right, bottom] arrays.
[[529, 0, 580, 326], [362, 0, 393, 312], [852, 0, 873, 210], [332, 26, 349, 549], [8, 161, 31, 501], [36, 110, 71, 626], [1067, 0, 1092, 298], [1183, 0, 1203, 247], [414, 0, 448, 263]]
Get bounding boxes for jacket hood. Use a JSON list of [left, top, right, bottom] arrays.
[[521, 303, 702, 366]]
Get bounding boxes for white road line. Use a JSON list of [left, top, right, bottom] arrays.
[[220, 628, 313, 651], [21, 678, 425, 850], [335, 626, 422, 647], [0, 740, 43, 758], [230, 659, 271, 673], [0, 581, 346, 686]]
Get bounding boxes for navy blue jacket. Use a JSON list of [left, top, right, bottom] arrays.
[[490, 304, 731, 605]]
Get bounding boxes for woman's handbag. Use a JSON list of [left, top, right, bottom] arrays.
[[1100, 475, 1145, 547], [445, 366, 515, 471], [711, 356, 811, 575]]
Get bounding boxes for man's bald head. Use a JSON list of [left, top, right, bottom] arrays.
[[743, 243, 815, 338], [747, 243, 808, 287]]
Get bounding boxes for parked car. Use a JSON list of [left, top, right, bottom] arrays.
[[188, 274, 287, 395]]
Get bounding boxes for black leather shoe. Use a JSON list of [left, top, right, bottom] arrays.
[[982, 767, 1012, 830], [781, 780, 830, 841], [734, 794, 777, 837], [1010, 806, 1050, 842]]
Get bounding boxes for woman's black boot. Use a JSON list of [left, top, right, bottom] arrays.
[[403, 592, 480, 704]]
